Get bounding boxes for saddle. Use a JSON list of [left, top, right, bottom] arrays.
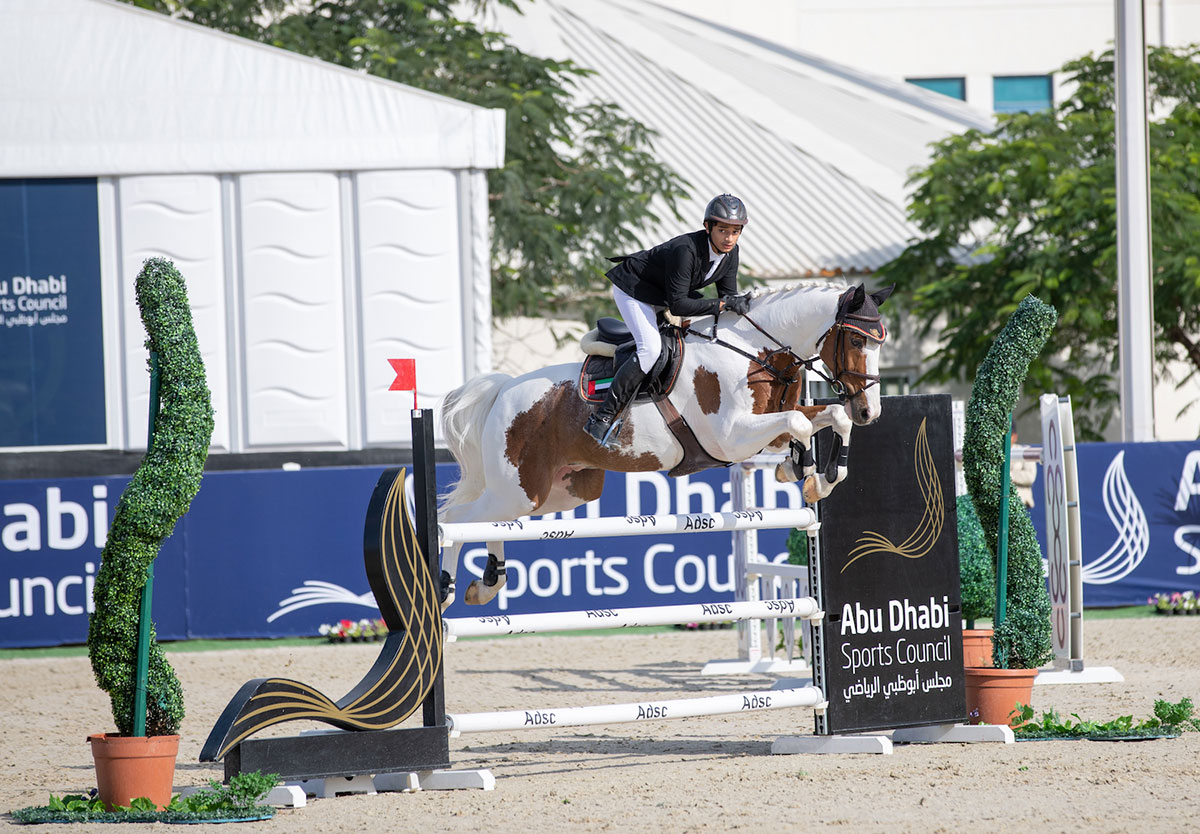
[[577, 318, 684, 404], [577, 318, 730, 477]]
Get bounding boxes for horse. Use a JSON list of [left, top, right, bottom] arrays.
[[438, 281, 893, 606]]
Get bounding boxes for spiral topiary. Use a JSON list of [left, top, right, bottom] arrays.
[[963, 294, 1056, 669], [87, 258, 214, 736], [956, 494, 994, 627]]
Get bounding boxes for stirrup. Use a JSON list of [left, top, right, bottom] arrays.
[[583, 413, 613, 444], [599, 417, 623, 446]]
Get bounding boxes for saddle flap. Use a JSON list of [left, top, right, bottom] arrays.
[[578, 327, 684, 405]]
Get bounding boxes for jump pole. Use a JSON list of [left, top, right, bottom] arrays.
[[439, 506, 817, 546], [445, 597, 823, 640], [446, 685, 827, 736]]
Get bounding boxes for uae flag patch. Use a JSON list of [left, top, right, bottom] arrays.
[[587, 377, 614, 397]]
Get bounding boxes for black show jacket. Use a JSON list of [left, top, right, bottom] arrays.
[[605, 229, 739, 317]]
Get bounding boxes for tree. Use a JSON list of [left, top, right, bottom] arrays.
[[121, 0, 687, 318], [879, 45, 1200, 438]]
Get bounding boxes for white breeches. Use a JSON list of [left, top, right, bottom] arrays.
[[612, 285, 662, 373]]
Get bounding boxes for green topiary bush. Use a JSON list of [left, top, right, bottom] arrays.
[[785, 528, 809, 566], [86, 258, 213, 736], [956, 494, 994, 627], [963, 295, 1056, 669]]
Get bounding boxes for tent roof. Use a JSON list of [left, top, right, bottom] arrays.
[[0, 0, 505, 177], [491, 0, 994, 278]]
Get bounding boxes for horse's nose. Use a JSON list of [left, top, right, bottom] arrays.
[[858, 405, 872, 423]]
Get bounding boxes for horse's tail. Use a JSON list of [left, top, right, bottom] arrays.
[[439, 372, 512, 511]]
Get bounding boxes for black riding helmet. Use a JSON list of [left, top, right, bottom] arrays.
[[703, 193, 748, 227]]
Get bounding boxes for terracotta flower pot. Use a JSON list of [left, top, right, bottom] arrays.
[[963, 667, 1037, 726], [961, 628, 994, 668], [87, 733, 180, 810]]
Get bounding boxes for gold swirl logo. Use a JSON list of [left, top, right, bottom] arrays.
[[840, 417, 944, 572], [200, 467, 442, 762]]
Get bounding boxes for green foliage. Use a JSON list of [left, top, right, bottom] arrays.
[[879, 44, 1200, 439], [11, 772, 279, 824], [172, 770, 282, 813], [1011, 697, 1199, 740], [785, 528, 809, 566], [86, 258, 214, 737], [956, 494, 993, 626], [964, 295, 1057, 669], [119, 0, 687, 319]]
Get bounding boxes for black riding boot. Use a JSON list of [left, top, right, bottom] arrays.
[[583, 359, 647, 446]]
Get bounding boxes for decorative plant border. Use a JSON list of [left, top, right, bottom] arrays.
[[86, 258, 213, 736], [963, 295, 1057, 669]]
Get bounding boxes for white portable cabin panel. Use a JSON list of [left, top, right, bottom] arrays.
[[238, 173, 348, 449], [116, 175, 230, 452], [356, 170, 464, 445]]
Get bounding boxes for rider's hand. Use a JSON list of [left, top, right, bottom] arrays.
[[722, 293, 751, 316]]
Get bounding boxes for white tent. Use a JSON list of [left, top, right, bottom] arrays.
[[0, 0, 505, 454]]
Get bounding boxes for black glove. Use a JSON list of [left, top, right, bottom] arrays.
[[722, 293, 751, 316]]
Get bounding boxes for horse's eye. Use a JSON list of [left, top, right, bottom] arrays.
[[851, 336, 865, 349]]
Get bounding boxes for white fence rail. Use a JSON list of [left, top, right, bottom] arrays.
[[446, 685, 827, 735], [445, 598, 822, 640], [439, 508, 817, 547]]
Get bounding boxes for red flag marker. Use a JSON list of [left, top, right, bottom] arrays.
[[388, 358, 417, 409]]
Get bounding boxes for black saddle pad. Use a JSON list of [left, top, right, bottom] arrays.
[[578, 327, 684, 404]]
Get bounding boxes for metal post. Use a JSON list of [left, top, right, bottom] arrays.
[[994, 418, 1013, 668], [1115, 0, 1157, 441], [132, 351, 160, 738], [411, 408, 447, 730], [731, 463, 762, 664]]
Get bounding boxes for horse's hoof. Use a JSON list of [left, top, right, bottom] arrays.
[[775, 462, 796, 484], [440, 588, 456, 613], [464, 576, 506, 605], [802, 476, 821, 504]]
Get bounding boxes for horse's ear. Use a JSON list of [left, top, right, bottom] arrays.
[[851, 283, 866, 308], [870, 284, 895, 308]]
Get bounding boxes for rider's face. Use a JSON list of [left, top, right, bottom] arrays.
[[707, 221, 742, 254]]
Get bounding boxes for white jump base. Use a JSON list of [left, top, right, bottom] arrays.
[[446, 685, 827, 736], [1034, 664, 1124, 685], [445, 597, 822, 640], [439, 507, 817, 546]]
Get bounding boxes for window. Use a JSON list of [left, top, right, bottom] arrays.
[[993, 75, 1053, 113], [907, 77, 966, 101]]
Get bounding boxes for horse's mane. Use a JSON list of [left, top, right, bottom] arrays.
[[747, 278, 850, 300], [673, 279, 850, 330]]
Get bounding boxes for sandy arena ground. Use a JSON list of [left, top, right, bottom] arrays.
[[3, 616, 1198, 833]]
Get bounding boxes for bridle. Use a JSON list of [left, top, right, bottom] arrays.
[[685, 306, 883, 411], [813, 317, 885, 399]]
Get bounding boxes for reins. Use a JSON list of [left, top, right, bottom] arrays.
[[682, 307, 881, 410]]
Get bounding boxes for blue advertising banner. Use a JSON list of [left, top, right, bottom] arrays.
[[0, 178, 106, 447], [0, 464, 802, 648], [6, 436, 1198, 648], [1030, 440, 1200, 607]]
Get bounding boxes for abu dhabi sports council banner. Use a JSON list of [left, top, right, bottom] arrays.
[[5, 435, 1199, 648], [0, 179, 106, 448], [1029, 440, 1200, 607], [0, 464, 805, 648]]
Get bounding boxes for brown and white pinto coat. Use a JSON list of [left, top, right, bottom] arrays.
[[438, 282, 890, 605]]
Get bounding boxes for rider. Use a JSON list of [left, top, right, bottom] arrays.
[[583, 193, 752, 446]]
